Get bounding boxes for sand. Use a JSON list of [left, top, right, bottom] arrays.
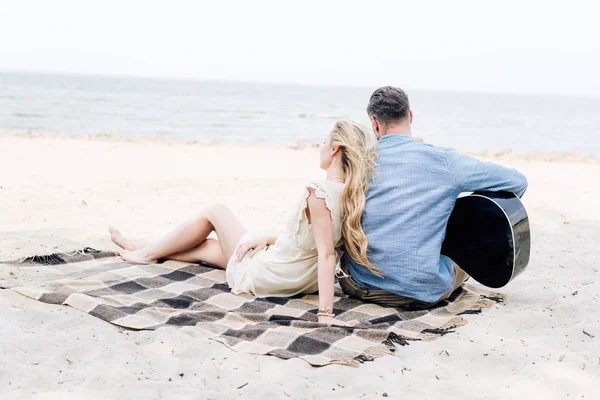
[[0, 134, 599, 399]]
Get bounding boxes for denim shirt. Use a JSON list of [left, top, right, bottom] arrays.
[[343, 134, 528, 303]]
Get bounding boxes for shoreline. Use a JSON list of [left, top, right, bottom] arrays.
[[2, 129, 599, 164]]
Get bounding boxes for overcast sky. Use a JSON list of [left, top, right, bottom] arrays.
[[1, 0, 599, 96]]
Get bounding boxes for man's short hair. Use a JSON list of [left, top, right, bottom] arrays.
[[367, 86, 410, 125]]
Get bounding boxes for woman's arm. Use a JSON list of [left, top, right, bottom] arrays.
[[236, 235, 278, 261], [307, 189, 350, 326]]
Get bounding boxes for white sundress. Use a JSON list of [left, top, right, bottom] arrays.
[[226, 180, 345, 297]]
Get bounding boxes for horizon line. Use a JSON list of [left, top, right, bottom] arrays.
[[1, 67, 599, 100]]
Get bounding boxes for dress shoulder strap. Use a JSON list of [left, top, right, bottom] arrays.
[[288, 180, 337, 243], [306, 180, 335, 214]]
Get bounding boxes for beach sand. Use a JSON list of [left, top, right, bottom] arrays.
[[0, 134, 599, 399]]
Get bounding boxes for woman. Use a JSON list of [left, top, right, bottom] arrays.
[[109, 120, 380, 326]]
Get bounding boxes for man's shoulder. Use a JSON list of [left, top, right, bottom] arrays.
[[397, 138, 451, 153], [379, 139, 451, 161], [415, 142, 457, 163], [417, 141, 452, 153]]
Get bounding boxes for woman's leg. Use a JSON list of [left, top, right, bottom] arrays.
[[111, 228, 228, 268], [167, 238, 229, 268], [109, 226, 146, 251], [118, 204, 247, 266]]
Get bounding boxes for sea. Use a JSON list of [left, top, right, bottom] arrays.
[[1, 71, 599, 156]]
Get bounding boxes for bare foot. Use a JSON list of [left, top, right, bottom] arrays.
[[119, 248, 157, 264], [109, 226, 138, 251]]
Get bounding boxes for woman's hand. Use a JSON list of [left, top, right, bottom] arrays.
[[318, 315, 357, 327], [236, 236, 272, 262]]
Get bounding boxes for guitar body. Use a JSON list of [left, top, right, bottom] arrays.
[[441, 191, 531, 288]]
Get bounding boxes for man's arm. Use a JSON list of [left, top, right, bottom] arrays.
[[444, 149, 528, 197]]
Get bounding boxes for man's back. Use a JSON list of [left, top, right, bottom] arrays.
[[343, 134, 528, 303]]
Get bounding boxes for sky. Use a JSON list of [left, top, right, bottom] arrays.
[[1, 0, 599, 96]]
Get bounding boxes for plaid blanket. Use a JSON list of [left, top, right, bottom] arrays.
[[2, 248, 503, 367]]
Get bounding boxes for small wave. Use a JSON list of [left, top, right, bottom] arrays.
[[298, 113, 344, 120], [198, 108, 230, 114], [13, 113, 42, 118]]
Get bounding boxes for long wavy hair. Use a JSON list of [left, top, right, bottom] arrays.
[[330, 120, 381, 277]]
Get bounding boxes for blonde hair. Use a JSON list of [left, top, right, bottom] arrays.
[[329, 120, 382, 277]]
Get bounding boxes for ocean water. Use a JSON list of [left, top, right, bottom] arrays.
[[1, 71, 599, 155]]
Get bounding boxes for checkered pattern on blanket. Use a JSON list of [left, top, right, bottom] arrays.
[[3, 248, 503, 367]]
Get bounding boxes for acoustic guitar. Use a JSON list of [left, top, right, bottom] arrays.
[[441, 191, 531, 288]]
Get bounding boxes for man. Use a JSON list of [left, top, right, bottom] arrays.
[[340, 86, 528, 308]]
